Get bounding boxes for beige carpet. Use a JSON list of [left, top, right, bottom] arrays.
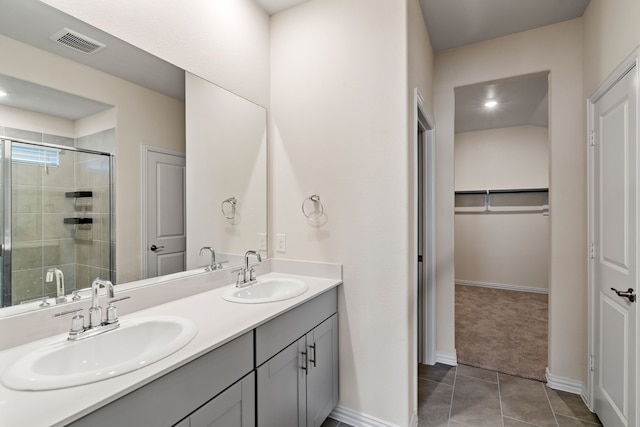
[[455, 284, 548, 382]]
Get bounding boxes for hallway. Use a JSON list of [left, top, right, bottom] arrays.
[[418, 363, 601, 427]]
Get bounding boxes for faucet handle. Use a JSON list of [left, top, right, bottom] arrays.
[[53, 307, 84, 318], [71, 314, 85, 333], [236, 270, 246, 285], [109, 296, 131, 304], [54, 308, 85, 334], [106, 296, 130, 324]]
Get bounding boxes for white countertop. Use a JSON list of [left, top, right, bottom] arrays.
[[0, 270, 341, 427]]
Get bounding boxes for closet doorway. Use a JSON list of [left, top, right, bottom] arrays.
[[453, 73, 550, 381]]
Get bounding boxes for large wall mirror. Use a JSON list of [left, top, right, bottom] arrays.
[[0, 0, 267, 313]]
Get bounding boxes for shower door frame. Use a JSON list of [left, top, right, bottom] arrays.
[[0, 137, 115, 307]]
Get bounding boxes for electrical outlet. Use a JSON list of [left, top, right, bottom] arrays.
[[258, 233, 267, 251], [276, 234, 286, 252]]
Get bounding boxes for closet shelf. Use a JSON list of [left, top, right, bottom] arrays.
[[455, 188, 548, 195], [455, 188, 549, 216]]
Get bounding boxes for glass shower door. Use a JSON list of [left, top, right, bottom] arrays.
[[4, 140, 112, 307]]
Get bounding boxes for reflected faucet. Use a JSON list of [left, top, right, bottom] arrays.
[[45, 268, 65, 304], [199, 246, 220, 271]]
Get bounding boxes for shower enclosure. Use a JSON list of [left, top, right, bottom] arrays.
[[0, 138, 114, 307]]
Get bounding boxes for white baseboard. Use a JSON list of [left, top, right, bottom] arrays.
[[330, 405, 399, 427], [456, 280, 549, 294], [410, 412, 418, 427], [435, 351, 457, 366], [545, 368, 583, 395]]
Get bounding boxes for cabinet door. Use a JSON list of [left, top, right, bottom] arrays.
[[306, 314, 339, 427], [257, 337, 306, 427], [189, 373, 255, 427]]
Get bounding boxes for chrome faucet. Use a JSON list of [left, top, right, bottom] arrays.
[[236, 250, 262, 287], [90, 278, 114, 328], [45, 268, 65, 304], [55, 277, 129, 341], [199, 246, 221, 271]]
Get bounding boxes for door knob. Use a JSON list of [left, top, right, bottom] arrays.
[[611, 287, 637, 303], [150, 244, 165, 252]]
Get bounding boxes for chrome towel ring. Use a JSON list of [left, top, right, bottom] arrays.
[[221, 197, 237, 220], [302, 194, 323, 219]]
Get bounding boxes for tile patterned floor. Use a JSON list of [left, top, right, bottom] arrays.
[[321, 417, 354, 427], [418, 363, 602, 427]]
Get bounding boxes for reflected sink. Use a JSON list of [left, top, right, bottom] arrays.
[[1, 315, 198, 391], [223, 278, 308, 303]]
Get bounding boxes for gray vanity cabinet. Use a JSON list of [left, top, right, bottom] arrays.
[[256, 337, 307, 426], [68, 331, 254, 427], [305, 315, 339, 427], [255, 288, 338, 427], [174, 372, 255, 427], [66, 287, 338, 427]]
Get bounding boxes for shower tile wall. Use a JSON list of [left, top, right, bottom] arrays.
[[75, 128, 115, 289], [12, 148, 76, 303], [1, 127, 114, 304]]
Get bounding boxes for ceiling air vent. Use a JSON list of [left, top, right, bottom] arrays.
[[50, 28, 106, 54]]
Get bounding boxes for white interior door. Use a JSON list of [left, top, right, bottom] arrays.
[[591, 65, 638, 427], [145, 149, 186, 278]]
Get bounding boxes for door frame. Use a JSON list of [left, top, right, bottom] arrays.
[[413, 88, 437, 368], [587, 44, 640, 411], [141, 145, 186, 278]]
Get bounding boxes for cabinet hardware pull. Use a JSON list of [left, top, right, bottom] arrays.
[[309, 344, 317, 367], [301, 351, 308, 374]]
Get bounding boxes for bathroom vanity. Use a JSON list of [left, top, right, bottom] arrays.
[[0, 261, 341, 427]]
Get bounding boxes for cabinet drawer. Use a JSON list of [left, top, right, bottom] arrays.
[[255, 287, 336, 366], [69, 331, 253, 427], [187, 372, 255, 427]]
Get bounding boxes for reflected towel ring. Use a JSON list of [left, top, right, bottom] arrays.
[[302, 194, 324, 219], [221, 197, 237, 219]]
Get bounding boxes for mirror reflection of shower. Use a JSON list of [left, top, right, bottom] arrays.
[[1, 137, 114, 307]]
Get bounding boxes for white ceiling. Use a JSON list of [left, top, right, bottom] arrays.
[[0, 0, 587, 124], [255, 0, 309, 15], [0, 0, 184, 101], [419, 0, 590, 51], [0, 74, 112, 121], [455, 74, 549, 133]]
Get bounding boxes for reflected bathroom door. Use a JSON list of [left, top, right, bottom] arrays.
[[145, 148, 186, 278]]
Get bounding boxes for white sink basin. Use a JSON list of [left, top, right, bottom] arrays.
[[223, 278, 308, 303], [1, 315, 198, 391]]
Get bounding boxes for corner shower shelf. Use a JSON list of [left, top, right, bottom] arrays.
[[63, 218, 93, 225], [65, 191, 93, 198]]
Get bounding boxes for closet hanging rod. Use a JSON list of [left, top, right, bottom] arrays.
[[455, 188, 548, 195]]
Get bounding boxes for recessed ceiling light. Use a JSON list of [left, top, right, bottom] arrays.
[[0, 91, 7, 97], [484, 100, 497, 108]]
